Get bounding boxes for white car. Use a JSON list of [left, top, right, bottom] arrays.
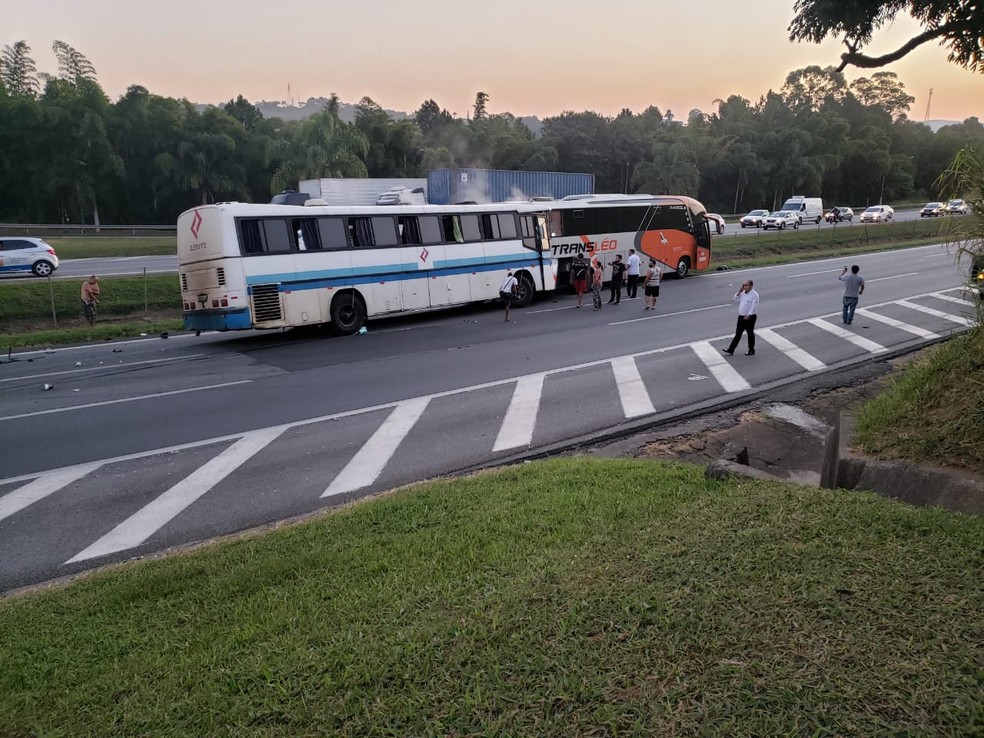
[[739, 209, 770, 228], [762, 211, 799, 230], [859, 205, 894, 223], [945, 199, 970, 215], [0, 236, 60, 277]]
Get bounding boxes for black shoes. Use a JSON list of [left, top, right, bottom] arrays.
[[722, 349, 734, 356], [745, 350, 755, 355]]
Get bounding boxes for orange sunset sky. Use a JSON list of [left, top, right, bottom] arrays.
[[7, 0, 982, 123]]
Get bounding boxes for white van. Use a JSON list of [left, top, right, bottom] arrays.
[[780, 196, 824, 224]]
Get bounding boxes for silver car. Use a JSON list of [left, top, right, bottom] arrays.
[[739, 209, 769, 228], [945, 199, 970, 215], [0, 237, 60, 277], [762, 211, 799, 230], [859, 205, 894, 223]]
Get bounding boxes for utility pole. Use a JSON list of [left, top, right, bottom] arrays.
[[924, 88, 933, 122]]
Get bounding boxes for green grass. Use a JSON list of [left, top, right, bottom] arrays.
[[0, 319, 185, 350], [712, 217, 952, 269], [0, 274, 180, 322], [1, 458, 981, 737], [855, 325, 984, 469], [47, 236, 176, 258]]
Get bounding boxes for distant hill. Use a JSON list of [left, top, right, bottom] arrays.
[[196, 97, 543, 134], [925, 119, 965, 132]]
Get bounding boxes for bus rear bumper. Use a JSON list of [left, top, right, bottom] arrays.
[[183, 308, 252, 332]]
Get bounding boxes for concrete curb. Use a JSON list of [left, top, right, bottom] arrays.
[[828, 411, 984, 515]]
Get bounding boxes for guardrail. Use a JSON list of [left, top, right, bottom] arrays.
[[0, 224, 177, 237]]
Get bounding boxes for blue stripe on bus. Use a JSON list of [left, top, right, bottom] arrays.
[[183, 308, 253, 331], [244, 257, 543, 289]]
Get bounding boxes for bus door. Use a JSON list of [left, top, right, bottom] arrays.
[[695, 213, 712, 271], [522, 213, 552, 290]]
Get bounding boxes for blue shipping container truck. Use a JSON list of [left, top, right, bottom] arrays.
[[426, 168, 594, 205]]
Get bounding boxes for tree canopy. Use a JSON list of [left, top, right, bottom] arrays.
[[789, 0, 984, 72]]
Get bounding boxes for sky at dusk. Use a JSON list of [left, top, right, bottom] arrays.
[[7, 0, 983, 123]]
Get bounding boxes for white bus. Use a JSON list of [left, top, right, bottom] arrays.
[[177, 201, 554, 335]]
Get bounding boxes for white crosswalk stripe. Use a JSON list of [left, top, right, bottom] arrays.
[[66, 427, 286, 563], [854, 309, 940, 339], [611, 356, 656, 417], [493, 374, 546, 452], [897, 299, 975, 327], [755, 329, 826, 371], [0, 464, 100, 523], [930, 291, 977, 305], [691, 341, 752, 393], [323, 397, 430, 498], [808, 318, 888, 353]]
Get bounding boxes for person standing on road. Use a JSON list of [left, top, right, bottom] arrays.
[[80, 275, 100, 327], [723, 279, 759, 356], [608, 254, 625, 304], [626, 249, 641, 298], [643, 259, 661, 310], [499, 270, 518, 322], [839, 265, 865, 325], [570, 253, 589, 308], [591, 259, 604, 310]]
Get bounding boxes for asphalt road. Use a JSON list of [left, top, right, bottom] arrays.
[[0, 243, 976, 593]]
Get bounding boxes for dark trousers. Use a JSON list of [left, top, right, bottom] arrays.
[[727, 314, 757, 352], [626, 274, 639, 298], [609, 279, 622, 303]]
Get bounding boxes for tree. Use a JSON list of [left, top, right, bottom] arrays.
[[473, 91, 489, 120], [51, 40, 97, 83], [414, 99, 453, 137], [780, 66, 848, 112], [223, 95, 264, 131], [848, 72, 914, 120], [0, 41, 40, 97], [789, 0, 984, 72]]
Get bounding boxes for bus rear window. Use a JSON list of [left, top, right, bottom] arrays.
[[239, 219, 291, 254]]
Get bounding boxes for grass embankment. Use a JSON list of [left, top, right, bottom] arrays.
[[1, 459, 981, 736], [714, 217, 953, 269], [47, 236, 175, 258], [855, 324, 984, 470], [0, 274, 182, 349]]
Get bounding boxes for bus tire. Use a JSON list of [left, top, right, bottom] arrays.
[[675, 257, 691, 278], [329, 292, 366, 336], [513, 273, 535, 308]]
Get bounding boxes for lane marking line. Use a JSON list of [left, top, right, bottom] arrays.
[[0, 354, 207, 384], [0, 464, 101, 523], [867, 272, 919, 282], [854, 310, 940, 339], [607, 303, 731, 326], [611, 356, 656, 417], [65, 427, 286, 563], [0, 381, 252, 422], [322, 397, 430, 498], [691, 341, 752, 393], [493, 374, 545, 452], [756, 329, 826, 371], [808, 318, 888, 353]]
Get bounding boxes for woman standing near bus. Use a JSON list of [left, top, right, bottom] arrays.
[[591, 259, 604, 311], [643, 259, 661, 310]]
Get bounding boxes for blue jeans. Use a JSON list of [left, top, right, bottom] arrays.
[[843, 296, 859, 324]]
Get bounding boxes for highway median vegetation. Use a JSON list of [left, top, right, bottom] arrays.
[[0, 459, 981, 736]]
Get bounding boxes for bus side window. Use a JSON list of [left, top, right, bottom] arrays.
[[240, 218, 290, 254], [372, 217, 399, 247], [480, 214, 501, 240], [240, 220, 264, 254], [398, 216, 422, 245], [318, 217, 348, 250], [349, 217, 373, 248], [292, 218, 321, 251], [498, 213, 518, 239], [459, 215, 481, 242], [418, 215, 442, 244], [441, 215, 463, 244]]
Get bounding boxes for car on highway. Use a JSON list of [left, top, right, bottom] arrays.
[[859, 205, 894, 223], [0, 236, 60, 277], [762, 210, 799, 230], [705, 212, 725, 234], [945, 199, 970, 215], [920, 202, 946, 217], [824, 206, 854, 223], [739, 209, 770, 228]]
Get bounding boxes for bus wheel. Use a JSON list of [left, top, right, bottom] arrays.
[[675, 257, 690, 278], [329, 293, 366, 335], [513, 274, 534, 308]]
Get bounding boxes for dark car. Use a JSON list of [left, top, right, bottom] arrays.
[[825, 206, 853, 223], [920, 202, 945, 217]]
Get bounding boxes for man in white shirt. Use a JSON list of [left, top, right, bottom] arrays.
[[723, 279, 759, 356], [499, 271, 519, 321], [625, 249, 641, 298]]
